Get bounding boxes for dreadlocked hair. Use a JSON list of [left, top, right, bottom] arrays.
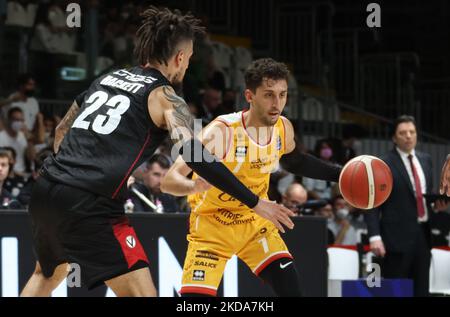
[[134, 6, 206, 66]]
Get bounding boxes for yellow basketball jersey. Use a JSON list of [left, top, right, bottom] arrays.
[[188, 110, 286, 222]]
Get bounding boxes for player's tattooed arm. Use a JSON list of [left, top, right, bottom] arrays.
[[160, 120, 228, 196], [160, 86, 196, 148], [54, 101, 80, 153]]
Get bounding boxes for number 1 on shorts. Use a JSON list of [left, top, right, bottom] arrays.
[[258, 237, 269, 253]]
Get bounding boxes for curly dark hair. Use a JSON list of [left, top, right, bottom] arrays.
[[134, 6, 206, 66], [244, 58, 290, 92]]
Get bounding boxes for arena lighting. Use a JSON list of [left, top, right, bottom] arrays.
[[60, 67, 86, 81]]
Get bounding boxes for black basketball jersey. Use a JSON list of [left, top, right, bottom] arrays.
[[42, 66, 170, 201]]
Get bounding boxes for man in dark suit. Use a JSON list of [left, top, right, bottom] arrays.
[[365, 115, 449, 297]]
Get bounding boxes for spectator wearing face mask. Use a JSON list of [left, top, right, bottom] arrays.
[[0, 73, 41, 132], [302, 140, 339, 199], [334, 194, 368, 244], [329, 195, 358, 245], [333, 194, 367, 231], [0, 107, 35, 175]]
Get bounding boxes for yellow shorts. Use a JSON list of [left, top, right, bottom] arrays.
[[179, 210, 292, 296]]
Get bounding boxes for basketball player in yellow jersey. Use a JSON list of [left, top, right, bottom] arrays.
[[161, 58, 342, 296]]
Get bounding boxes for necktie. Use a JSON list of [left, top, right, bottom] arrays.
[[408, 154, 425, 218]]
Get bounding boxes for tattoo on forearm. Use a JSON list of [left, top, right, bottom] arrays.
[[54, 102, 80, 152], [163, 86, 195, 144]]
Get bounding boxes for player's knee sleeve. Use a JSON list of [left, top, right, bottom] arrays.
[[258, 258, 302, 297]]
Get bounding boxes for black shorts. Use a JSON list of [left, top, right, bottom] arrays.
[[29, 175, 149, 289]]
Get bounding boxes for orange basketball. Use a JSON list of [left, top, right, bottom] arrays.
[[339, 155, 393, 209]]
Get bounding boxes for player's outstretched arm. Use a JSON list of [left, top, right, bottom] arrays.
[[150, 86, 295, 232], [279, 117, 341, 182], [440, 154, 450, 196]]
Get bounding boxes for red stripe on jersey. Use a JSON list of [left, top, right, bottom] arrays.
[[112, 130, 151, 199], [280, 116, 287, 153], [179, 286, 217, 296], [111, 217, 149, 268], [214, 119, 232, 160]]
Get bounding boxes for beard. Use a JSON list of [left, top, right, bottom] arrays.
[[261, 114, 279, 126]]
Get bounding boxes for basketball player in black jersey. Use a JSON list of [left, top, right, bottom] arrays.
[[21, 7, 295, 297]]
